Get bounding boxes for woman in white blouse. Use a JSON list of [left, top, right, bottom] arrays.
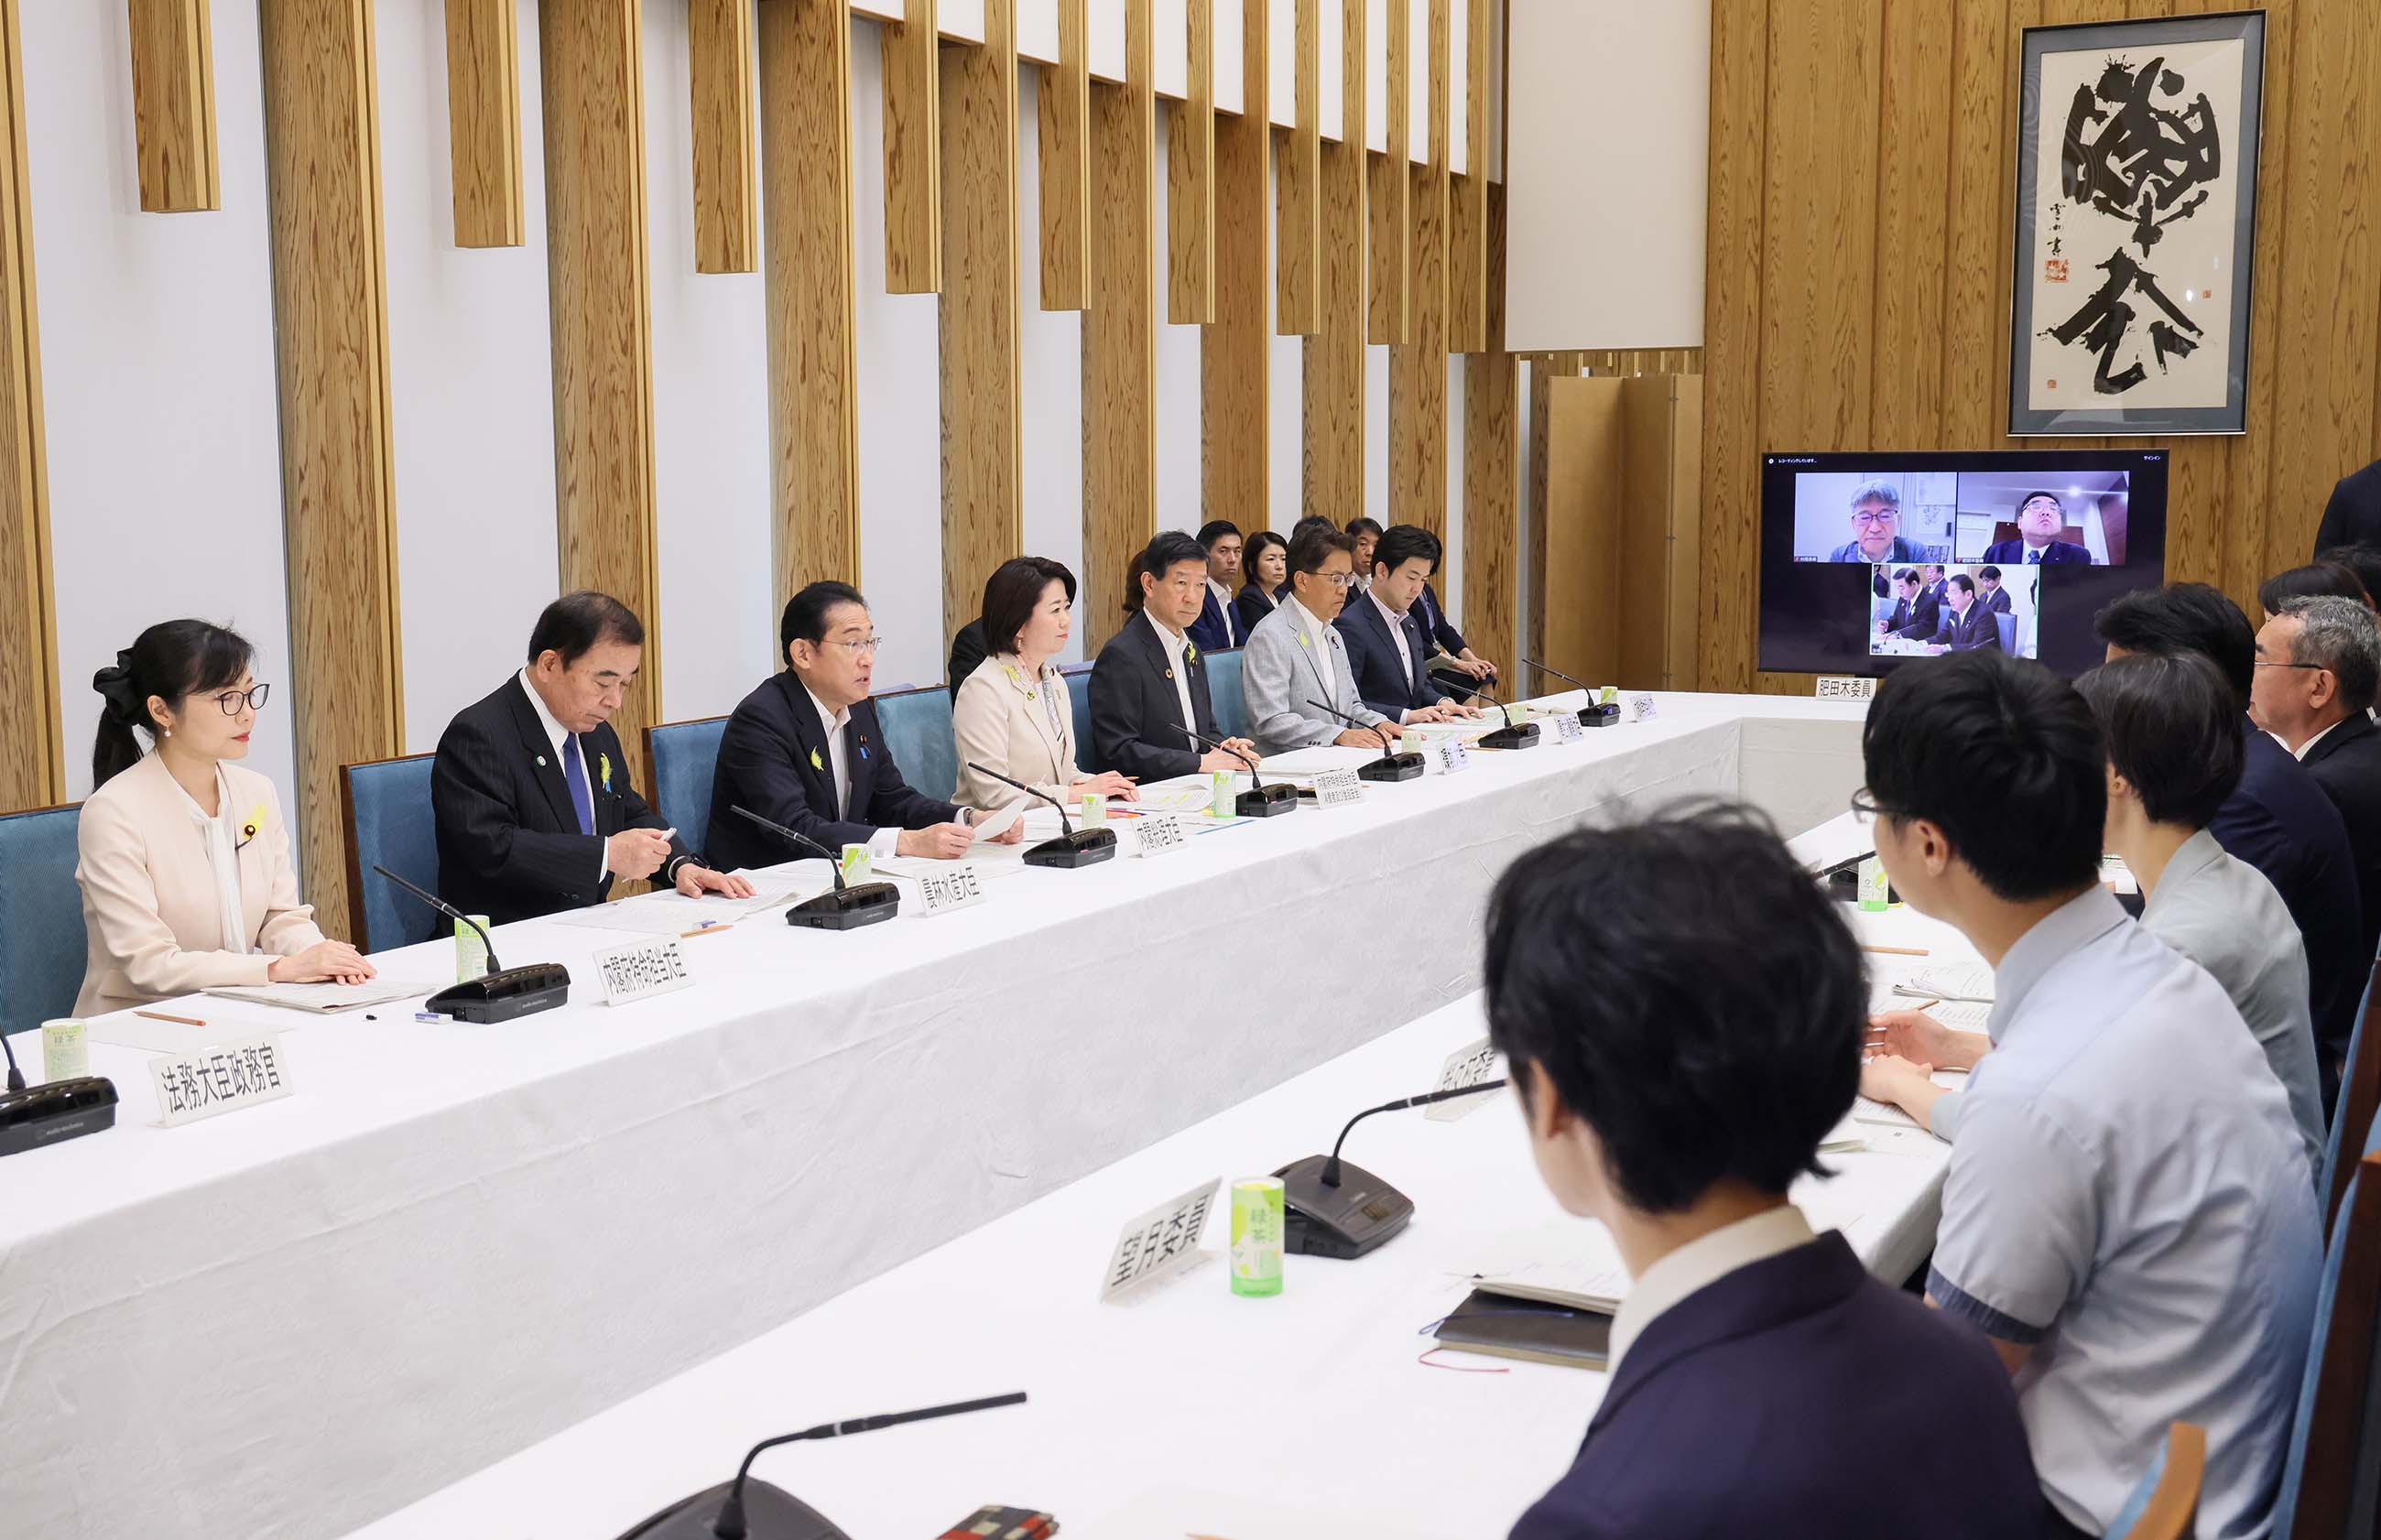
[[73, 621, 373, 1015], [952, 558, 1140, 813]]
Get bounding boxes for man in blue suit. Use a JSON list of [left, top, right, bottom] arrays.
[[1926, 574, 2003, 653], [1333, 525, 1481, 726], [1185, 519, 1245, 653], [1983, 491, 2094, 566], [1485, 808, 2047, 1540]]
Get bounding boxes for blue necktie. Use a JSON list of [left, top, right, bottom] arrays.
[[561, 733, 595, 836]]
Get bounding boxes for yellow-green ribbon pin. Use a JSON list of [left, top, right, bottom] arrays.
[[810, 746, 825, 771], [1297, 633, 1310, 649], [598, 752, 613, 793], [242, 802, 266, 843]]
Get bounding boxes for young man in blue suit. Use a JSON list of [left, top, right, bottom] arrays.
[[1485, 807, 2047, 1540], [1982, 491, 2093, 566], [1185, 519, 1245, 653], [1333, 524, 1480, 726]]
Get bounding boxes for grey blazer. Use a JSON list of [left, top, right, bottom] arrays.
[[1240, 596, 1388, 754]]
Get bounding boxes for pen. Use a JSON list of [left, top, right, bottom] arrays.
[[414, 1011, 445, 1023], [135, 1009, 205, 1027], [1860, 944, 1930, 957]]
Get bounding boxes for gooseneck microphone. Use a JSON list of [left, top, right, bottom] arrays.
[[1270, 1077, 1510, 1259], [963, 763, 1119, 868], [728, 806, 902, 929], [374, 863, 503, 972], [1304, 698, 1426, 783], [1177, 725, 1299, 817], [1, 1027, 22, 1093], [373, 865, 571, 1022], [1519, 658, 1621, 727], [1319, 1080, 1511, 1187], [1462, 682, 1541, 751]]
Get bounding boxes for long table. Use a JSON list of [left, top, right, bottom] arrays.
[[0, 692, 1867, 1539]]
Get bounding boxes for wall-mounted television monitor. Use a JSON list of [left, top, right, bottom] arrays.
[[1756, 450, 2169, 678]]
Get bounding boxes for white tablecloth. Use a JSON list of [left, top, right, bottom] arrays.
[[0, 694, 1867, 1539]]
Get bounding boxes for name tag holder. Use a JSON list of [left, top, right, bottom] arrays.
[[1099, 1177, 1221, 1303], [1424, 1036, 1504, 1122], [151, 1033, 293, 1129], [917, 865, 989, 917], [1430, 739, 1473, 775], [1816, 677, 1877, 700], [593, 935, 694, 1006], [1310, 767, 1364, 808], [1549, 711, 1585, 745], [1133, 811, 1190, 857]]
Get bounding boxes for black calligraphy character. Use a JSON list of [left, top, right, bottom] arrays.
[[2061, 54, 2223, 255], [2042, 248, 2202, 395]]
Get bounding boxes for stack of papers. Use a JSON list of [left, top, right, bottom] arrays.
[[202, 978, 440, 1014], [1892, 963, 1994, 1004]]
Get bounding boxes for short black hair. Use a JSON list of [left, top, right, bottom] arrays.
[[1288, 525, 1355, 578], [2017, 491, 2066, 516], [2260, 561, 2369, 616], [2093, 582, 2256, 712], [527, 591, 644, 667], [1948, 573, 1975, 597], [1863, 649, 2104, 902], [1345, 516, 1385, 540], [1195, 519, 1243, 552], [2319, 544, 2381, 607], [781, 580, 867, 653], [1241, 529, 1287, 589], [2074, 652, 2243, 830], [979, 557, 1076, 656], [1484, 803, 1865, 1213], [1123, 530, 1208, 614], [1288, 514, 1333, 544], [1979, 565, 2003, 581], [1892, 567, 1919, 586], [1372, 523, 1441, 578]]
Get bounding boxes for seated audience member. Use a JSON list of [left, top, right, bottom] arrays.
[[1343, 517, 1384, 598], [1242, 526, 1403, 755], [1488, 808, 2047, 1540], [1920, 563, 1949, 604], [1826, 480, 1919, 564], [952, 558, 1137, 813], [705, 582, 1021, 872], [2314, 455, 2381, 555], [2097, 584, 2364, 1101], [2318, 542, 2381, 610], [1288, 514, 1333, 547], [2259, 559, 2370, 620], [946, 615, 988, 694], [1236, 529, 1288, 633], [1876, 568, 1940, 640], [1186, 520, 1245, 652], [1334, 525, 1481, 726], [1926, 574, 2002, 653], [1978, 565, 2012, 613], [75, 621, 375, 1014], [1869, 651, 2326, 1177], [436, 592, 750, 926], [2253, 594, 2381, 978], [1855, 649, 2319, 1539], [1982, 491, 2093, 566], [1088, 531, 1259, 782]]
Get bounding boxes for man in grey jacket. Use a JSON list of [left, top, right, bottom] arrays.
[[1239, 526, 1403, 756]]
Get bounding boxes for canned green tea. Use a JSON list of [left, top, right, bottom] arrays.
[[1230, 1177, 1285, 1297]]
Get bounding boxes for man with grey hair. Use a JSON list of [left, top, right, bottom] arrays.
[[1827, 480, 1919, 564], [2253, 593, 2381, 971]]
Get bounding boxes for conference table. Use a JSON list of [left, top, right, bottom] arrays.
[[0, 690, 1871, 1540]]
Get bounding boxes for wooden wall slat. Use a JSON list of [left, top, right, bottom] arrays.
[[1082, 0, 1155, 652], [690, 0, 757, 273], [1275, 0, 1321, 335], [1934, 0, 2009, 446], [1204, 0, 1268, 529], [881, 0, 941, 292], [129, 0, 222, 213], [1867, 0, 1951, 446], [0, 0, 56, 810], [1699, 0, 1770, 690], [1524, 349, 1582, 664], [1037, 0, 1090, 309], [1443, 0, 1488, 352], [1461, 179, 1518, 676], [2221, 0, 2293, 592], [1367, 0, 1410, 343], [260, 0, 404, 938], [445, 0, 525, 248], [1301, 0, 1364, 525], [940, 0, 1021, 635], [1166, 0, 1214, 322], [1388, 0, 1450, 536]]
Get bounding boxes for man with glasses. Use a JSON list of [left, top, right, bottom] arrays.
[[1825, 480, 1919, 564], [704, 581, 1021, 873], [2253, 593, 2381, 973], [434, 591, 753, 925], [1241, 526, 1404, 755], [1983, 492, 2094, 566]]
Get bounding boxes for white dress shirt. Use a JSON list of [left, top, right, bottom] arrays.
[[804, 684, 905, 858], [2292, 715, 2348, 761], [1285, 595, 1343, 696], [164, 761, 248, 953], [1371, 590, 1436, 723], [1144, 609, 1201, 742], [1206, 578, 1239, 645], [1607, 1204, 1816, 1373], [518, 669, 607, 881]]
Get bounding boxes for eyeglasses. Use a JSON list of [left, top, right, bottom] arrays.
[[823, 636, 884, 656], [209, 684, 270, 715], [2253, 660, 2327, 673], [1310, 572, 1354, 589], [1851, 511, 1898, 526], [1848, 786, 1892, 829]]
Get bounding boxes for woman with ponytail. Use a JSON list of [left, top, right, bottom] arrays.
[[74, 620, 372, 1014]]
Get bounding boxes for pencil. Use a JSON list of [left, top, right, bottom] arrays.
[[1860, 944, 1929, 957], [680, 923, 735, 938], [135, 1009, 206, 1026]]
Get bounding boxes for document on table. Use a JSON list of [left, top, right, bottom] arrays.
[[1892, 963, 1994, 1003], [202, 978, 441, 1014], [969, 803, 1022, 841], [90, 1011, 291, 1056], [549, 883, 812, 933], [1466, 1216, 1633, 1313]]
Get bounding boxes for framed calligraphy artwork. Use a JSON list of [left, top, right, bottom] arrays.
[[2009, 12, 2266, 436]]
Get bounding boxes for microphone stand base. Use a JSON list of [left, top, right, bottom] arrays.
[[1235, 785, 1300, 819], [1022, 829, 1120, 868], [786, 881, 902, 930], [1358, 754, 1427, 783], [1272, 1154, 1417, 1260], [1477, 722, 1543, 752], [615, 1477, 850, 1540], [425, 964, 572, 1024], [1580, 703, 1623, 728]]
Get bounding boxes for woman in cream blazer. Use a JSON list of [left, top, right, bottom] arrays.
[[74, 621, 373, 1015], [951, 558, 1139, 812]]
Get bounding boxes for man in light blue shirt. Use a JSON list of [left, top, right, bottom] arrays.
[[1854, 650, 2320, 1539]]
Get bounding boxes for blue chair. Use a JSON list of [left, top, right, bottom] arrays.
[[2103, 1423, 2204, 1540], [1059, 662, 1097, 773], [1205, 646, 1249, 742], [876, 684, 958, 802], [340, 754, 440, 953], [2272, 1117, 2381, 1540], [646, 717, 728, 856], [0, 803, 88, 1041], [2324, 957, 2381, 1237]]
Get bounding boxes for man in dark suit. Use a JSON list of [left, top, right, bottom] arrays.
[[1409, 577, 1496, 703], [1185, 519, 1245, 653], [1486, 810, 2047, 1540], [1920, 563, 1950, 605], [1983, 491, 2093, 566], [1876, 567, 1940, 640], [2254, 595, 2381, 992], [706, 582, 1021, 873], [1979, 565, 2013, 614], [2314, 457, 2381, 556], [946, 616, 987, 693], [1334, 525, 1482, 726], [1089, 530, 1258, 781], [1927, 574, 2003, 653], [432, 591, 752, 926]]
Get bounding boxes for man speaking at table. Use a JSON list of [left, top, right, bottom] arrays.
[[432, 591, 753, 925], [1241, 526, 1406, 755]]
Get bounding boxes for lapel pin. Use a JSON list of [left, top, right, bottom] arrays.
[[536, 754, 547, 767]]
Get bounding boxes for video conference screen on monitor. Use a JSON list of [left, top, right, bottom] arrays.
[[1756, 450, 2170, 678]]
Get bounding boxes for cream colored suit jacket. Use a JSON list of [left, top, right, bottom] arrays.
[[951, 656, 1091, 811]]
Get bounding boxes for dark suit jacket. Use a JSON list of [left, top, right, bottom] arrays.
[[1511, 1233, 2046, 1540], [1234, 582, 1278, 634], [2212, 720, 2365, 1102], [1924, 579, 1950, 604], [2315, 459, 2381, 555], [947, 618, 988, 694], [1985, 587, 2014, 614], [1414, 580, 1466, 656], [1983, 537, 2091, 566], [703, 672, 961, 873], [1088, 613, 1220, 781], [1882, 591, 1940, 639], [2299, 712, 2381, 1031], [1334, 596, 1443, 721], [431, 677, 693, 927], [1930, 601, 2003, 652], [1186, 586, 1242, 653]]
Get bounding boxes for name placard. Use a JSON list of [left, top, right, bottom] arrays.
[[1133, 811, 1189, 857], [1549, 710, 1585, 745], [1631, 693, 1658, 722], [593, 935, 693, 1007], [1430, 738, 1473, 775], [1424, 1036, 1505, 1122], [1815, 676, 1877, 700], [151, 1033, 293, 1129], [1099, 1177, 1220, 1304], [917, 864, 988, 917], [1310, 767, 1364, 808]]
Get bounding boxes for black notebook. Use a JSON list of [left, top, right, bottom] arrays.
[[1432, 1287, 1613, 1370]]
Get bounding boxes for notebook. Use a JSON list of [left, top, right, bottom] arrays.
[[1467, 1218, 1633, 1312], [1431, 1288, 1613, 1370], [1891, 963, 1995, 1004]]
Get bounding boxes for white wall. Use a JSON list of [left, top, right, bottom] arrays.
[[1016, 67, 1087, 665]]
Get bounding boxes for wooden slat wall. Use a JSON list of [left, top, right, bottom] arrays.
[[1036, 0, 1090, 310], [690, 0, 757, 273], [0, 0, 54, 810], [1165, 0, 1213, 323], [445, 0, 524, 248], [1366, 0, 1409, 343], [1703, 0, 2381, 691], [1275, 0, 1320, 335], [1301, 0, 1364, 525], [1389, 0, 1451, 536], [880, 0, 940, 292], [1081, 0, 1156, 652], [940, 0, 1023, 633], [1202, 0, 1267, 530], [129, 0, 221, 213], [1443, 0, 1488, 352], [1461, 179, 1517, 678], [259, 0, 404, 939]]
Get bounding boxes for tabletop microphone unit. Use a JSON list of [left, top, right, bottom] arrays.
[[1302, 700, 1426, 782], [1463, 684, 1542, 752], [1177, 726, 1299, 818], [1519, 659, 1622, 727], [0, 1029, 116, 1158], [371, 865, 571, 1023], [962, 763, 1119, 868], [618, 1391, 1030, 1540], [727, 808, 901, 930], [1272, 1079, 1512, 1259]]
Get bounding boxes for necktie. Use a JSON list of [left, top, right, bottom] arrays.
[[561, 733, 595, 836], [2028, 549, 2042, 565]]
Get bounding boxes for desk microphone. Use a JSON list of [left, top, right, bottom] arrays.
[[1462, 683, 1541, 751], [1272, 1078, 1510, 1259], [1176, 725, 1299, 817], [1303, 699, 1426, 782], [372, 864, 571, 1022], [618, 1391, 1029, 1540], [0, 1028, 117, 1158], [1519, 658, 1621, 727], [963, 763, 1119, 868], [727, 807, 902, 929]]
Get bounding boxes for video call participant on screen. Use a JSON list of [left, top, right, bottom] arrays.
[[1089, 531, 1258, 783], [2253, 595, 2381, 985], [1487, 807, 2046, 1540], [1982, 492, 2093, 567], [1978, 566, 2011, 614], [1876, 569, 1939, 641], [2098, 584, 2365, 1104], [1921, 564, 1948, 604], [1187, 520, 1245, 652], [1825, 480, 1919, 564], [2258, 560, 2370, 621], [1335, 525, 1481, 726], [706, 582, 1020, 872], [1926, 575, 2001, 654], [1854, 650, 2319, 1540], [1243, 526, 1403, 754]]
